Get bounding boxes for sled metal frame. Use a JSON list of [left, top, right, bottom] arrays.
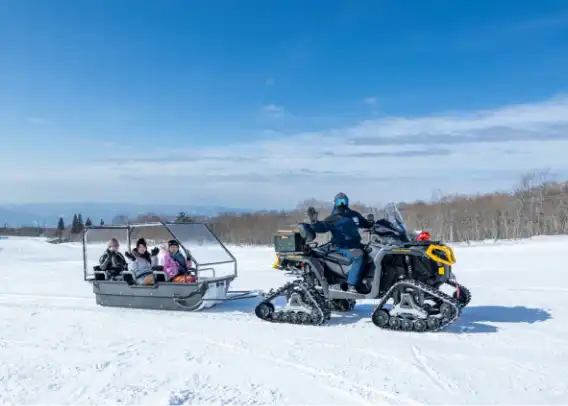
[[82, 221, 238, 283], [81, 221, 259, 308]]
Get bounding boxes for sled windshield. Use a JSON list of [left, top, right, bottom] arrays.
[[166, 222, 235, 267]]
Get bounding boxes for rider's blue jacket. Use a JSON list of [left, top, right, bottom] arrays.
[[310, 208, 373, 249]]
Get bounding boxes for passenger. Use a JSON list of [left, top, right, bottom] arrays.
[[165, 240, 196, 283], [125, 238, 159, 283], [141, 240, 196, 285], [98, 238, 127, 280]]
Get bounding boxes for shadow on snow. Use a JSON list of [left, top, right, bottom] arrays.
[[322, 304, 552, 332], [444, 305, 552, 334], [201, 297, 552, 334]]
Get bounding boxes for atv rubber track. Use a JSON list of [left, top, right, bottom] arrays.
[[254, 280, 332, 326], [370, 279, 462, 332], [446, 280, 472, 308]]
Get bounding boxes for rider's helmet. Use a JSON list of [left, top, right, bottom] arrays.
[[333, 192, 349, 213]]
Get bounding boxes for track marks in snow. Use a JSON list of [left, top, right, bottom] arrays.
[[410, 346, 456, 394], [165, 378, 287, 405], [203, 338, 422, 406], [0, 291, 91, 300], [279, 333, 474, 400]]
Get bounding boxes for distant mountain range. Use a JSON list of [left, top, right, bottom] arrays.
[[0, 203, 252, 227]]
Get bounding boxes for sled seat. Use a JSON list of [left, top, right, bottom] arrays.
[[92, 266, 130, 283], [149, 265, 168, 283], [93, 266, 108, 281], [145, 266, 200, 284], [122, 270, 136, 284]]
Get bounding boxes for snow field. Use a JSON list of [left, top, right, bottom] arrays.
[[0, 236, 566, 405]]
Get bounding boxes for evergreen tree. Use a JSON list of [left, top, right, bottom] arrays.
[[77, 213, 84, 232], [176, 211, 193, 222], [85, 217, 92, 227], [57, 217, 65, 238], [71, 214, 78, 233]]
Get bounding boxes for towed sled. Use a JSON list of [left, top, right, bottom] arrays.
[[82, 221, 259, 312], [255, 203, 471, 332]]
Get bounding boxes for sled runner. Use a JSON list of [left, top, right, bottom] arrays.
[[82, 221, 259, 312]]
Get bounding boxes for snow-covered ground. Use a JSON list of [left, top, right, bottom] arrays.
[[0, 236, 566, 405]]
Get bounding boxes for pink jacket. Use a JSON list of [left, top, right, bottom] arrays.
[[162, 254, 179, 280], [161, 252, 193, 281]]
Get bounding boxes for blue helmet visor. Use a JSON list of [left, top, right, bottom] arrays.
[[335, 196, 348, 207]]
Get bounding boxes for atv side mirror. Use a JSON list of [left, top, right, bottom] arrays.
[[366, 213, 375, 223]]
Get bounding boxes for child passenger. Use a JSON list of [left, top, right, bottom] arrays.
[[167, 240, 196, 283], [125, 238, 159, 284], [142, 240, 196, 284], [98, 238, 127, 279]]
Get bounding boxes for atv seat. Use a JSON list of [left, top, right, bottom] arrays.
[[324, 252, 353, 266], [310, 244, 356, 266]]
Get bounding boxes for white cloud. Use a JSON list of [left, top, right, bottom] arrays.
[[262, 104, 286, 119], [263, 104, 282, 111], [363, 97, 377, 105], [3, 95, 568, 209], [26, 117, 51, 125]]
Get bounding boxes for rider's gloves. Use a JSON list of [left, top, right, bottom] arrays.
[[307, 206, 318, 223]]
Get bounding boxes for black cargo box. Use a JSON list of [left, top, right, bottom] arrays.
[[273, 230, 304, 252]]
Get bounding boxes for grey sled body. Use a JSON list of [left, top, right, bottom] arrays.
[[92, 276, 237, 312]]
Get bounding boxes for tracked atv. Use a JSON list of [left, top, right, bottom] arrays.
[[254, 203, 471, 332]]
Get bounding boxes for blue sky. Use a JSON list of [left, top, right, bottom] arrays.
[[2, 0, 568, 209]]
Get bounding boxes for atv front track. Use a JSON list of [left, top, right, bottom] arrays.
[[370, 279, 462, 332], [254, 280, 332, 326]]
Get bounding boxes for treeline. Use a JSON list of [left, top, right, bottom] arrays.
[[0, 225, 47, 238], [2, 171, 567, 245], [55, 213, 102, 237], [110, 171, 568, 245], [0, 213, 104, 238]]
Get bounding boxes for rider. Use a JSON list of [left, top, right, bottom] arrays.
[[307, 192, 374, 293]]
